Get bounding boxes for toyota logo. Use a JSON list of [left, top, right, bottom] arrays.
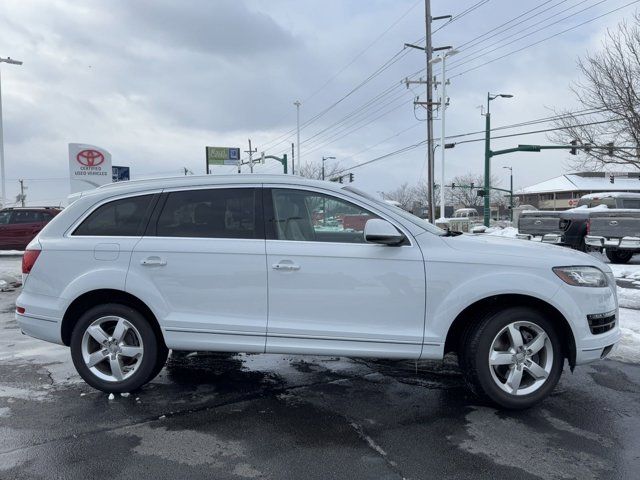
[[76, 149, 105, 167], [609, 220, 618, 226]]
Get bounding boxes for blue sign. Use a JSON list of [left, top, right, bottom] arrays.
[[112, 166, 130, 182]]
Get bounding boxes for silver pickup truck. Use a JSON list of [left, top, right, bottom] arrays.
[[585, 193, 640, 263], [519, 192, 640, 254]]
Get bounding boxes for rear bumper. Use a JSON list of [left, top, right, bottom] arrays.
[[516, 233, 564, 244], [15, 312, 63, 345], [585, 235, 640, 250]]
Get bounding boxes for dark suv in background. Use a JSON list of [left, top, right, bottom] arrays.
[[0, 207, 62, 250]]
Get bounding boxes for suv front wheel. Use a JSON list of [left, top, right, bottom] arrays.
[[460, 306, 563, 409], [70, 304, 164, 393]]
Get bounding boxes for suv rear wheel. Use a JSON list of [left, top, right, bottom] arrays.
[[70, 304, 161, 393], [605, 249, 634, 264], [460, 306, 563, 409]]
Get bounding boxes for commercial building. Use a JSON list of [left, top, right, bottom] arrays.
[[515, 172, 640, 210]]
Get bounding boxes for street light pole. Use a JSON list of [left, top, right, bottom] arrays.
[[322, 156, 335, 181], [483, 92, 513, 227], [294, 100, 301, 169], [431, 49, 457, 220], [503, 166, 513, 222], [0, 56, 22, 207]]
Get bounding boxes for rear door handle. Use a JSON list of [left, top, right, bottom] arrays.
[[272, 263, 300, 271], [141, 256, 167, 266]]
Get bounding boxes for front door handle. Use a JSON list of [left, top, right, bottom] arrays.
[[141, 256, 167, 266], [272, 263, 300, 271]]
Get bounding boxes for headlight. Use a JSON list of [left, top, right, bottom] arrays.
[[553, 266, 608, 287]]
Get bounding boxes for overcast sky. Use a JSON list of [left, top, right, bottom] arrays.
[[0, 0, 636, 205]]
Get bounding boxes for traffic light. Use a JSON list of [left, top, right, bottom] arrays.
[[349, 173, 354, 183], [610, 174, 615, 184], [451, 182, 456, 189], [470, 182, 474, 189], [339, 176, 344, 183], [570, 140, 578, 155], [477, 189, 485, 197]]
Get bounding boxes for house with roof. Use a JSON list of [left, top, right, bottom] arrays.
[[515, 172, 640, 210]]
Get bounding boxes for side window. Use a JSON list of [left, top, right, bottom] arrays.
[[156, 188, 259, 239], [0, 211, 12, 225], [12, 211, 39, 224], [74, 195, 153, 236], [622, 199, 640, 209], [271, 189, 378, 243]]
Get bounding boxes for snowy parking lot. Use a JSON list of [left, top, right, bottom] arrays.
[[1, 251, 640, 479]]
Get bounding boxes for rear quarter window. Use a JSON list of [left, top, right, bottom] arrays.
[[73, 195, 154, 236]]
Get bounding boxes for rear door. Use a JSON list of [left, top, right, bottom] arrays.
[[264, 187, 426, 358], [127, 186, 268, 353]]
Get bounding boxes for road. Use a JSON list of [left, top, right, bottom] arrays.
[[2, 279, 640, 480]]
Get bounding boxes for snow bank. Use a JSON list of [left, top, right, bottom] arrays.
[[485, 227, 519, 238], [611, 308, 640, 364]]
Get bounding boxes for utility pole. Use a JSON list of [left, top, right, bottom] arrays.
[[404, 4, 451, 223], [294, 100, 301, 168], [424, 0, 435, 224], [245, 139, 257, 173], [0, 57, 23, 207], [18, 179, 25, 207]]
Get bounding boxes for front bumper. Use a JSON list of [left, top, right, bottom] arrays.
[[552, 281, 621, 366], [585, 235, 640, 250]]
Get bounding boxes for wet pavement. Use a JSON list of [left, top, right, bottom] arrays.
[[2, 287, 640, 479]]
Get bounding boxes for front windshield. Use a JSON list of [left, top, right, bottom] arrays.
[[342, 186, 446, 235]]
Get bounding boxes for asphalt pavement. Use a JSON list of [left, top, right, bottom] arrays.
[[2, 285, 640, 480]]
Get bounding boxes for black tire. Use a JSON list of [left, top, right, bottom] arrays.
[[70, 303, 159, 393], [460, 306, 564, 410], [147, 343, 169, 383], [605, 249, 633, 264]]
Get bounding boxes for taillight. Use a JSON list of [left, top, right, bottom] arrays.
[[22, 249, 41, 274], [16, 306, 25, 314], [586, 219, 590, 235]]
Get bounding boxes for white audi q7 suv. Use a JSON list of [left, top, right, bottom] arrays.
[[16, 175, 620, 409]]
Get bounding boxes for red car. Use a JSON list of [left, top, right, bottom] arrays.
[[0, 207, 62, 250]]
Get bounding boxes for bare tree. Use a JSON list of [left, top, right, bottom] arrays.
[[550, 14, 640, 170], [381, 182, 415, 210], [297, 161, 344, 180], [446, 173, 502, 208]]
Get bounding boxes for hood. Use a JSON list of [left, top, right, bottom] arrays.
[[438, 233, 610, 272]]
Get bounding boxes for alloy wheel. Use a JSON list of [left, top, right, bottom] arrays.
[[80, 316, 144, 382], [488, 321, 553, 396]]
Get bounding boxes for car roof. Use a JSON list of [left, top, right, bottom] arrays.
[[72, 174, 346, 202]]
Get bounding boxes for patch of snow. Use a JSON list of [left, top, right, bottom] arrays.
[[611, 308, 640, 363], [617, 287, 640, 309], [108, 393, 115, 400]]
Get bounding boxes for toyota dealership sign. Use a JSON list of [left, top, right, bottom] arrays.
[[69, 143, 112, 193]]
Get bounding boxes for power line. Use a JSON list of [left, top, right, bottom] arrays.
[[333, 117, 625, 175], [432, 0, 491, 34], [303, 0, 422, 104], [449, 0, 640, 79], [447, 0, 604, 71]]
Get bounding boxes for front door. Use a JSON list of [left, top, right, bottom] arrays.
[[128, 186, 268, 353], [264, 187, 426, 358]]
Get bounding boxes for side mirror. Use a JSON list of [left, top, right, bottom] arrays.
[[364, 218, 405, 245]]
